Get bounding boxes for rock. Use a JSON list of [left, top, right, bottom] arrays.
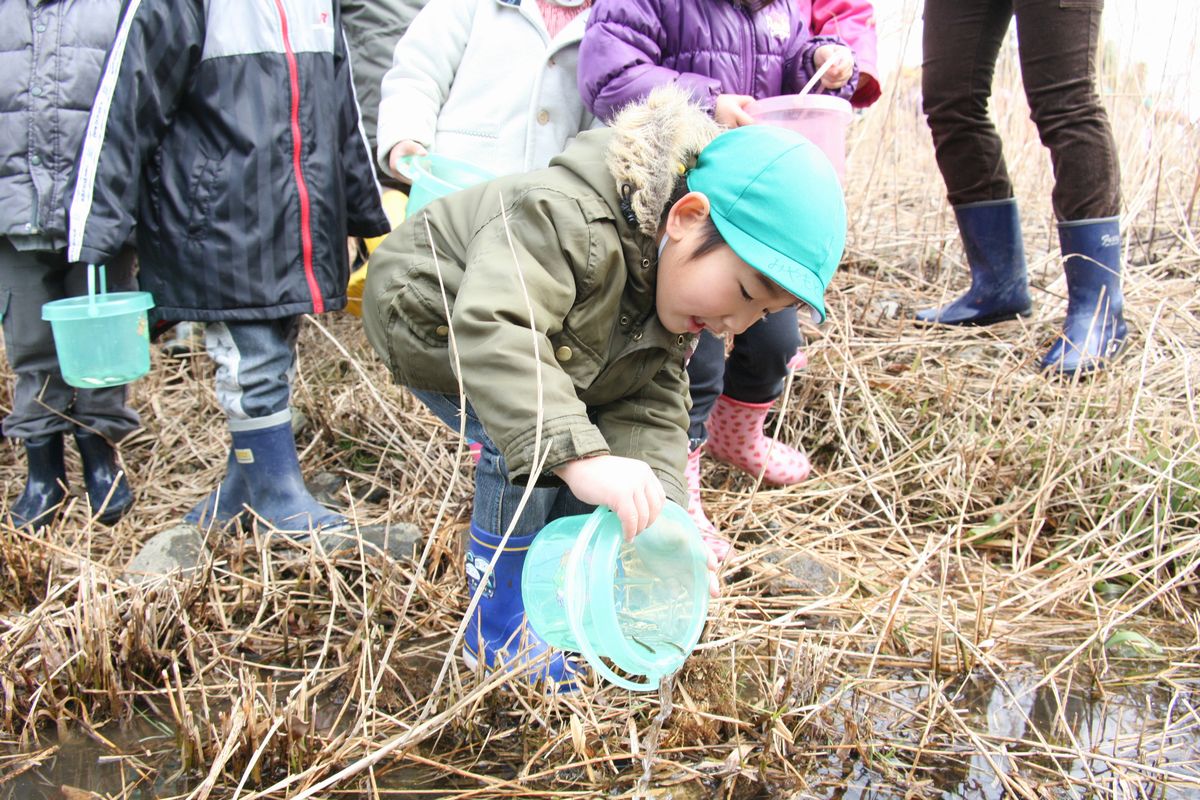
[[124, 525, 210, 582], [316, 522, 423, 562], [308, 470, 345, 506], [755, 547, 841, 597], [291, 409, 309, 436]]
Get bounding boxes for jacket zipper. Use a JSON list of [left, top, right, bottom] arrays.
[[741, 6, 754, 95], [272, 0, 324, 314]]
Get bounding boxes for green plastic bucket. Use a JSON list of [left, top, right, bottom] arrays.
[[521, 501, 710, 691], [42, 264, 155, 389], [398, 154, 495, 214]]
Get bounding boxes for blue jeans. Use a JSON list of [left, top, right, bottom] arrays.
[[204, 317, 300, 423], [410, 390, 592, 536]]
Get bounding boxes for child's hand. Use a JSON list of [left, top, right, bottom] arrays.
[[387, 140, 428, 179], [813, 45, 855, 90], [554, 455, 666, 540], [714, 94, 756, 128]]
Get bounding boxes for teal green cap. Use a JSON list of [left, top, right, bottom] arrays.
[[687, 125, 846, 322]]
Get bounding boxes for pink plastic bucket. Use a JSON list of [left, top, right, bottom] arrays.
[[746, 94, 852, 181]]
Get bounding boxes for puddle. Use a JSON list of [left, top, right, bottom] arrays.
[[0, 715, 191, 799], [2, 661, 1195, 798], [809, 665, 1200, 799]]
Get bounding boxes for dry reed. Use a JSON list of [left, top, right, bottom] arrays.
[[1, 15, 1198, 800]]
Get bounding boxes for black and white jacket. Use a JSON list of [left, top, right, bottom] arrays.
[[68, 0, 389, 322]]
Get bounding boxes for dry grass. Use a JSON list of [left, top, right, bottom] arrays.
[[2, 28, 1199, 800]]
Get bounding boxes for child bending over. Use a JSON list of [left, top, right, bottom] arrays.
[[363, 88, 845, 688]]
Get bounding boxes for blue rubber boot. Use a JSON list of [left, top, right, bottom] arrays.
[[916, 198, 1033, 325], [463, 522, 580, 690], [1040, 217, 1127, 376], [8, 434, 67, 530], [74, 430, 134, 525], [228, 410, 347, 533], [184, 448, 250, 529]]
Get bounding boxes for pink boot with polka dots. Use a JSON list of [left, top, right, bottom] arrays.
[[685, 445, 731, 564], [705, 395, 811, 486]]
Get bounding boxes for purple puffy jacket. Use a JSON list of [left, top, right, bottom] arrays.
[[578, 0, 856, 122]]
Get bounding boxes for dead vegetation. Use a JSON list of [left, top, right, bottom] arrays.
[[1, 18, 1199, 800]]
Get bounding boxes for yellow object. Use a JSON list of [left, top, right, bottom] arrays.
[[345, 189, 407, 317]]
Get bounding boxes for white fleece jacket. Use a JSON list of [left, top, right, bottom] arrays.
[[376, 0, 596, 179]]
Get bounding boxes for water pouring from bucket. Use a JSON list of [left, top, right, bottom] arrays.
[[521, 501, 710, 691], [41, 263, 154, 388]]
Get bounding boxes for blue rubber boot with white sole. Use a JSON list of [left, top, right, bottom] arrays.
[[463, 522, 580, 690]]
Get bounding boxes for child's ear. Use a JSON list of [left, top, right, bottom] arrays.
[[664, 191, 712, 242]]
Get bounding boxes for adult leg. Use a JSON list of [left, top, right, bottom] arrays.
[[1014, 0, 1125, 374], [917, 0, 1033, 325], [706, 309, 811, 486]]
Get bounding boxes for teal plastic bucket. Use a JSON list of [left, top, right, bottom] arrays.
[[42, 264, 155, 389], [522, 502, 710, 691], [399, 154, 495, 214]]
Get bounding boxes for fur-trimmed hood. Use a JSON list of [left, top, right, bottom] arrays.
[[603, 87, 722, 236]]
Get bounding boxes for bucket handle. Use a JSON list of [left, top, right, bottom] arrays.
[[798, 58, 835, 98], [86, 263, 107, 318], [395, 154, 424, 184], [564, 507, 657, 692]]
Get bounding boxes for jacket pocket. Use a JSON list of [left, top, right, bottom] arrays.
[[389, 272, 452, 352], [548, 327, 603, 392], [1058, 0, 1101, 8], [185, 151, 225, 241]]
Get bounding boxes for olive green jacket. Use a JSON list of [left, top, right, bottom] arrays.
[[363, 88, 720, 504]]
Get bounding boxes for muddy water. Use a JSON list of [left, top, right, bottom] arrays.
[[811, 666, 1200, 800], [3, 663, 1195, 798], [0, 715, 190, 799]]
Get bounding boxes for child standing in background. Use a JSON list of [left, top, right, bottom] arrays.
[[804, 0, 881, 109], [67, 0, 390, 538], [376, 0, 596, 182], [363, 88, 846, 686], [1, 1, 138, 530], [577, 0, 861, 560]]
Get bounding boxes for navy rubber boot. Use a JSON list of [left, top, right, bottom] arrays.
[[916, 198, 1033, 326], [74, 430, 134, 525], [463, 522, 580, 690], [9, 434, 67, 530], [1040, 217, 1127, 376], [229, 412, 347, 533], [184, 448, 250, 529]]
